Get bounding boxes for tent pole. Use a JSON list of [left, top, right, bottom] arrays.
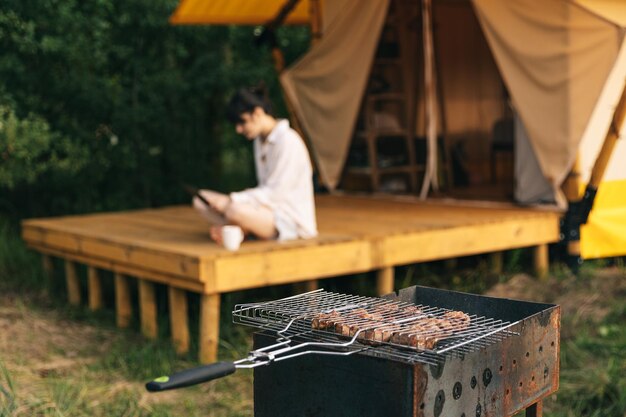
[[563, 81, 626, 265], [562, 155, 582, 202], [579, 81, 626, 223], [419, 0, 438, 199], [586, 84, 626, 193], [309, 0, 322, 45]]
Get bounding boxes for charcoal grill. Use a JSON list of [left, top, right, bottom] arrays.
[[147, 285, 559, 417]]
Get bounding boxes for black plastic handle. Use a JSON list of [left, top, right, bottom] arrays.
[[145, 361, 236, 392]]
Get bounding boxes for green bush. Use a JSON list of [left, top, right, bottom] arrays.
[[0, 0, 309, 220], [0, 105, 88, 190]]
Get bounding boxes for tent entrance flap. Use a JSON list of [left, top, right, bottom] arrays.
[[280, 0, 391, 190], [472, 0, 624, 204]]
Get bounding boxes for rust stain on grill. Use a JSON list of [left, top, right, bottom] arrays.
[[413, 364, 428, 417]]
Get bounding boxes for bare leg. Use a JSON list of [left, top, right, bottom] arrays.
[[192, 189, 278, 240], [225, 202, 277, 240]]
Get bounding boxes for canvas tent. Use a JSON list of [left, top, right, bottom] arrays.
[[170, 0, 626, 260]]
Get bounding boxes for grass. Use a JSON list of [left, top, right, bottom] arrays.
[[0, 217, 254, 416], [549, 301, 626, 416], [1, 215, 626, 416]]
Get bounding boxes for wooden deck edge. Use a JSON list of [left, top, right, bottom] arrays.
[[22, 225, 202, 280], [27, 243, 206, 293], [328, 191, 566, 213], [380, 217, 560, 266], [210, 239, 374, 293]]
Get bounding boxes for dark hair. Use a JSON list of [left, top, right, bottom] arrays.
[[226, 84, 273, 124]]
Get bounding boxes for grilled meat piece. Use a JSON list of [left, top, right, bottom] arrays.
[[443, 310, 471, 329], [359, 324, 396, 344], [311, 304, 471, 350], [311, 310, 342, 330], [348, 308, 384, 322], [402, 305, 423, 315], [390, 323, 443, 350]]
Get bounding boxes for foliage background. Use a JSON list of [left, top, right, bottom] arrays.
[[0, 0, 309, 222]]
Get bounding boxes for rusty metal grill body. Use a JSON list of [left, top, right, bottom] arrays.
[[253, 285, 560, 417]]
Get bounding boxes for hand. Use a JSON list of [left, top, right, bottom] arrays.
[[198, 190, 231, 213]]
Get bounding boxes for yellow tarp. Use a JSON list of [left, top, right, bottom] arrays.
[[170, 0, 312, 25], [581, 179, 626, 259]]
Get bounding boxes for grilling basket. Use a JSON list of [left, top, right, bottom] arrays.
[[145, 287, 534, 392]]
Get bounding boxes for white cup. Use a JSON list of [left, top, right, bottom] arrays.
[[222, 225, 244, 251]]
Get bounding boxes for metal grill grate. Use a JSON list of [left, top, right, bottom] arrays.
[[233, 289, 519, 365]]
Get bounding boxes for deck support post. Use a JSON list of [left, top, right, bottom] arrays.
[[139, 279, 158, 339], [88, 266, 103, 311], [534, 244, 549, 279], [168, 287, 190, 355], [64, 260, 81, 306], [199, 293, 221, 364], [294, 280, 319, 294], [42, 254, 54, 293], [114, 273, 132, 328], [376, 266, 395, 295], [42, 254, 54, 276], [489, 251, 503, 274]]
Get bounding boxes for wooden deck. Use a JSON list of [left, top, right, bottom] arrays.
[[21, 194, 561, 362]]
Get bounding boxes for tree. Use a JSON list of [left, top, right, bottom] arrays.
[[0, 0, 309, 219]]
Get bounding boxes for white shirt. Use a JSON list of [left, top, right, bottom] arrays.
[[230, 119, 318, 240]]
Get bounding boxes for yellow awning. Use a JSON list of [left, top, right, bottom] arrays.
[[581, 179, 626, 259], [170, 0, 312, 25]]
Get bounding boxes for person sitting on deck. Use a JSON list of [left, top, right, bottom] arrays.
[[192, 85, 318, 244]]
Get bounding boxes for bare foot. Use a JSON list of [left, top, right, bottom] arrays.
[[209, 226, 224, 245]]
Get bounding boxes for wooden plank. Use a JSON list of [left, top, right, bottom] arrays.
[[377, 266, 395, 295], [22, 225, 203, 279], [21, 212, 216, 255], [380, 217, 560, 267], [27, 244, 206, 293], [534, 244, 549, 280], [210, 240, 372, 293], [114, 273, 132, 328], [199, 293, 220, 364], [88, 266, 103, 311], [168, 287, 190, 355], [139, 280, 158, 339], [64, 260, 81, 306]]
